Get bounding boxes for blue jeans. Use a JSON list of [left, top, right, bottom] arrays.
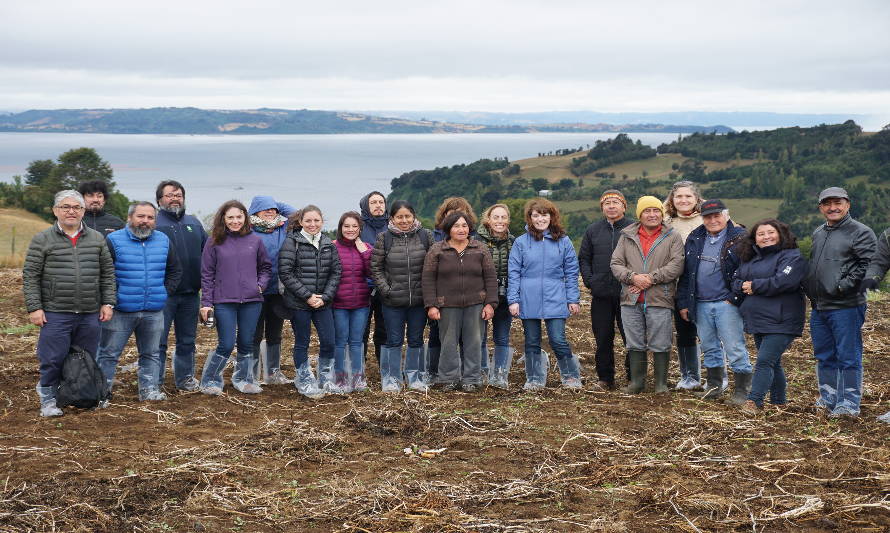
[[36, 311, 101, 387], [521, 318, 572, 384], [96, 310, 164, 393], [291, 307, 335, 369], [159, 292, 200, 388], [200, 302, 262, 388], [748, 333, 795, 407], [695, 300, 752, 373], [333, 307, 371, 377], [811, 305, 866, 414], [381, 305, 426, 349]]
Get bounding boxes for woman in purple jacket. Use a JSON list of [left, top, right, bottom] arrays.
[[199, 200, 272, 395], [332, 212, 372, 392]]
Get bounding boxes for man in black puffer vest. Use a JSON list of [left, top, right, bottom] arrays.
[[578, 190, 632, 390]]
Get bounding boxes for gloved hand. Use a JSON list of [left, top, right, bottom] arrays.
[[860, 278, 879, 293]]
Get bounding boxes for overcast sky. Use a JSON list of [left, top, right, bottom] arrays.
[[2, 0, 888, 123]]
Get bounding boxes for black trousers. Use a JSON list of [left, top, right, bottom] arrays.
[[674, 303, 697, 347], [363, 291, 387, 361], [590, 294, 627, 384]]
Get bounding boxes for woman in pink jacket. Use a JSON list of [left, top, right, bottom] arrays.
[[331, 211, 373, 392]]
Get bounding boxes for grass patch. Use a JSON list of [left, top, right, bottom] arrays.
[[0, 208, 50, 259], [1, 323, 37, 335], [722, 198, 782, 227]]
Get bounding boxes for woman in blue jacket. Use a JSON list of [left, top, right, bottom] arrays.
[[731, 219, 806, 414], [507, 198, 582, 390], [248, 195, 295, 385]]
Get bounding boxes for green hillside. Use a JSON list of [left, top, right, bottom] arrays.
[[389, 121, 890, 240]]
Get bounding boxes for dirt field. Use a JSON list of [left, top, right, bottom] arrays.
[[0, 267, 888, 532]]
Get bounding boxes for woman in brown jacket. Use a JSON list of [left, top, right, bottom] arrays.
[[422, 211, 498, 391]]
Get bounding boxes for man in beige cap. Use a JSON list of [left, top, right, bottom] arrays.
[[578, 190, 632, 390], [610, 196, 684, 394]]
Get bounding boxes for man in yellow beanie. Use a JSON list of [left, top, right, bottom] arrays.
[[610, 196, 684, 394]]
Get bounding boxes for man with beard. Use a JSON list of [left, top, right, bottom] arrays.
[[96, 202, 182, 401], [78, 180, 124, 236], [360, 191, 389, 361], [154, 180, 208, 391]]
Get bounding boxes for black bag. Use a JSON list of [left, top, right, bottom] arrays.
[[56, 345, 111, 409]]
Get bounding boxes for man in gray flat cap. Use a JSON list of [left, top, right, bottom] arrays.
[[803, 187, 875, 418]]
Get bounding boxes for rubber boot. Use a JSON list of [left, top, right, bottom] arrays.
[[295, 362, 326, 399], [728, 372, 752, 405], [653, 352, 669, 393], [624, 351, 647, 394], [405, 346, 429, 392], [489, 346, 512, 389], [379, 345, 402, 393], [556, 353, 582, 389], [697, 366, 726, 400], [36, 384, 63, 417]]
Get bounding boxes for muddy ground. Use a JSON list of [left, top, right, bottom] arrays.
[[0, 268, 887, 532]]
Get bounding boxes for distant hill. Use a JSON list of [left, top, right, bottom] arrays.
[[0, 107, 732, 135], [369, 110, 868, 129], [388, 121, 890, 241]]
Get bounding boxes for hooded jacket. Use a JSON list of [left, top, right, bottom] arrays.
[[804, 213, 876, 310], [507, 229, 580, 319], [359, 191, 389, 246], [278, 230, 342, 310], [732, 246, 807, 336], [578, 216, 633, 299], [156, 208, 208, 294], [248, 195, 296, 295], [610, 222, 685, 309]]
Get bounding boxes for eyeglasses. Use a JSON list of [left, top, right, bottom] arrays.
[[55, 205, 84, 212], [163, 193, 184, 199]]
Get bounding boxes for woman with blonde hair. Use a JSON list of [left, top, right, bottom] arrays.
[[507, 198, 581, 390], [664, 180, 705, 391], [476, 203, 516, 388]]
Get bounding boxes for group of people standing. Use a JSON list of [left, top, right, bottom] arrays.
[[22, 178, 888, 423]]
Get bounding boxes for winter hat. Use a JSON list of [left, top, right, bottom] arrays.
[[636, 196, 665, 219], [600, 190, 627, 208]]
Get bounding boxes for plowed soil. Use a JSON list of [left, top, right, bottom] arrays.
[[0, 268, 887, 532]]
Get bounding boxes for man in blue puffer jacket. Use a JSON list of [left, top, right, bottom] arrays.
[[96, 202, 182, 401]]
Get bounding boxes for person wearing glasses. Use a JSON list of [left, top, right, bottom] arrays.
[[23, 190, 116, 417], [154, 180, 208, 392], [677, 199, 751, 403]]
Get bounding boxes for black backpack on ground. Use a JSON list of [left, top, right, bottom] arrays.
[[56, 345, 110, 409]]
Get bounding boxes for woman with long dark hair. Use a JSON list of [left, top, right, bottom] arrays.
[[731, 219, 806, 414], [332, 211, 372, 392], [507, 198, 582, 390], [199, 200, 272, 395], [278, 205, 342, 398], [370, 200, 433, 392]]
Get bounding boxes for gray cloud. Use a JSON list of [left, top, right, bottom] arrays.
[[1, 0, 888, 115]]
